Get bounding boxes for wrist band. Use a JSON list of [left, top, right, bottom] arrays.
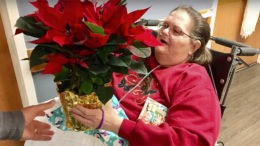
[[96, 108, 104, 129]]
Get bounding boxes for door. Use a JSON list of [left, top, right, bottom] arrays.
[[212, 0, 260, 67], [0, 12, 24, 146]]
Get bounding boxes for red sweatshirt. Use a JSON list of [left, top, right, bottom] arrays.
[[112, 56, 221, 146]]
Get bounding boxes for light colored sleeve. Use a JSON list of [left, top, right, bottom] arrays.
[[0, 110, 25, 140]]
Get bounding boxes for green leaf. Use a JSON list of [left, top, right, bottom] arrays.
[[130, 23, 137, 28], [119, 51, 132, 66], [132, 40, 147, 48], [84, 22, 105, 36], [70, 66, 81, 90], [29, 44, 58, 68], [110, 66, 128, 74], [40, 43, 71, 54], [29, 43, 61, 68], [118, 0, 127, 5], [91, 77, 104, 85], [98, 71, 113, 83], [35, 43, 75, 58], [35, 21, 50, 31], [97, 46, 116, 64], [75, 69, 92, 94], [96, 86, 114, 104], [54, 66, 70, 82], [128, 40, 151, 58], [89, 57, 110, 75], [37, 43, 61, 50], [108, 55, 128, 67], [130, 60, 148, 74], [89, 65, 110, 75], [79, 78, 93, 95], [15, 16, 47, 37], [106, 34, 126, 45]]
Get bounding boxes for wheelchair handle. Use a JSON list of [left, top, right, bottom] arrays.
[[135, 19, 160, 26], [210, 36, 260, 56], [236, 46, 260, 56], [210, 36, 250, 48]]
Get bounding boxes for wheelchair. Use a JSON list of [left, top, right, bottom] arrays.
[[138, 18, 260, 146], [207, 36, 260, 117], [208, 36, 260, 146]]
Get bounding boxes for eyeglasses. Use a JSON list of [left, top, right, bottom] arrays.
[[158, 22, 194, 39]]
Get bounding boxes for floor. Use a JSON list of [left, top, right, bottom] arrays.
[[218, 63, 260, 146]]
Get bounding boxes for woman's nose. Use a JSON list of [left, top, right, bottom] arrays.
[[160, 27, 170, 36]]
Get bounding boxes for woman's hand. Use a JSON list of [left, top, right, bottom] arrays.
[[70, 100, 123, 134]]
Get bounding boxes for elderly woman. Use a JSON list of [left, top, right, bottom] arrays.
[[71, 6, 221, 146]]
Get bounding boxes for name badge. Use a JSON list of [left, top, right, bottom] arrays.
[[138, 97, 168, 126]]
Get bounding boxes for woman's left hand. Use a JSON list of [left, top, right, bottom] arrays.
[[70, 100, 123, 134]]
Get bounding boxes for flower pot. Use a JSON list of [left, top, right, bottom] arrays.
[[58, 90, 102, 131]]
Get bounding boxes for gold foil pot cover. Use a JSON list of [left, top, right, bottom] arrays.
[[59, 91, 103, 131]]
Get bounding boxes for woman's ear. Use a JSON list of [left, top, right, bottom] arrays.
[[194, 40, 201, 50], [188, 40, 201, 56], [191, 40, 201, 54]]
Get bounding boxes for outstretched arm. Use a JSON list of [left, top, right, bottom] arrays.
[[0, 100, 56, 141]]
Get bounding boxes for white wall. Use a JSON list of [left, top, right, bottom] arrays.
[[127, 0, 214, 19]]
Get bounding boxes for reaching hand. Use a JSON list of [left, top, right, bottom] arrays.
[[70, 100, 123, 134], [20, 100, 56, 141]]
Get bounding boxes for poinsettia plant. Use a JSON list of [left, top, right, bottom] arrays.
[[15, 0, 161, 104]]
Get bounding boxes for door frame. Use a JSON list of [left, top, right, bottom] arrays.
[[0, 0, 37, 106]]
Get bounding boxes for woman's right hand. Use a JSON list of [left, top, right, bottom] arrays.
[[70, 100, 124, 134]]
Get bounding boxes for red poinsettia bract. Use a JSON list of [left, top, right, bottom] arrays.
[[20, 0, 162, 75]]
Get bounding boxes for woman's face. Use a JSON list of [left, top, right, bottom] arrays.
[[155, 10, 200, 67]]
